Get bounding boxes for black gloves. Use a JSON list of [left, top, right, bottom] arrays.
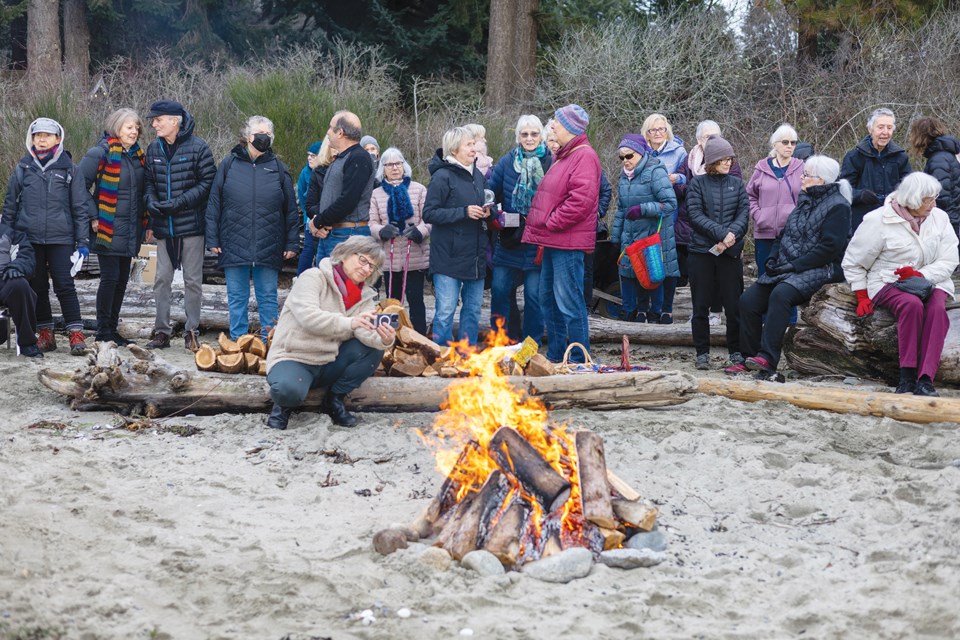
[[2, 267, 24, 280], [859, 190, 879, 206], [379, 224, 400, 241], [147, 199, 176, 215], [403, 225, 423, 244], [765, 260, 795, 276]]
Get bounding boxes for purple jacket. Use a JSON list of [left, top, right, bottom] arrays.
[[746, 157, 804, 240]]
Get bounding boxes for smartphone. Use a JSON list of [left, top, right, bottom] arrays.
[[708, 244, 724, 256], [375, 313, 400, 329]]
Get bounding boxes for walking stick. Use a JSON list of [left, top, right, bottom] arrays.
[[400, 237, 413, 305], [387, 237, 395, 299]]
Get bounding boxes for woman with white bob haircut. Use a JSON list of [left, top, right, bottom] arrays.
[[368, 147, 430, 334], [843, 171, 959, 396]]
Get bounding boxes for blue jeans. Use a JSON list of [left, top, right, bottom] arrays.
[[432, 274, 484, 347], [754, 238, 797, 325], [540, 248, 590, 362], [315, 226, 370, 266], [297, 227, 317, 275], [490, 266, 543, 344], [224, 265, 279, 340]]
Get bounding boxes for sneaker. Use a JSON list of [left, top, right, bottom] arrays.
[[69, 330, 87, 356], [659, 313, 673, 325], [754, 370, 785, 383], [724, 363, 748, 375], [745, 355, 773, 372], [708, 312, 723, 326], [695, 353, 710, 370], [646, 311, 660, 324], [914, 378, 939, 397], [20, 344, 44, 358], [36, 327, 57, 352], [145, 332, 171, 349], [184, 330, 200, 352], [728, 352, 745, 366]]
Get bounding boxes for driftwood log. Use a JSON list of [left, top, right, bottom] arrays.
[[489, 427, 571, 512], [783, 283, 960, 385], [37, 344, 698, 417]]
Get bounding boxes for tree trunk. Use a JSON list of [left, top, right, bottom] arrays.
[[8, 1, 28, 71], [483, 0, 538, 111], [26, 0, 61, 84], [62, 0, 90, 80]]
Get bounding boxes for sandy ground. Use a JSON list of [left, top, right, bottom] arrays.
[[2, 325, 960, 640]]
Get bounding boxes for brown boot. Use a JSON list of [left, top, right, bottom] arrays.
[[184, 330, 200, 352], [36, 327, 57, 352], [145, 331, 171, 349]]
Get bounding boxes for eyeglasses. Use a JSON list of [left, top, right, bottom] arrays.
[[921, 196, 937, 205], [779, 140, 798, 146], [646, 127, 667, 135], [383, 161, 403, 169], [802, 172, 820, 179], [618, 153, 636, 162], [519, 131, 540, 139], [356, 255, 377, 271], [717, 157, 733, 163]]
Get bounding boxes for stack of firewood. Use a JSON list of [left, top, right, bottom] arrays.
[[194, 332, 272, 376]]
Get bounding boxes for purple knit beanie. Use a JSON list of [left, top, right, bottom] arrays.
[[555, 104, 589, 136], [617, 134, 651, 155]]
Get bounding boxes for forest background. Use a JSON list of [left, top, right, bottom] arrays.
[[1, 0, 960, 218]]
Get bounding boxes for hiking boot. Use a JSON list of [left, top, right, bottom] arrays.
[[322, 393, 358, 427], [266, 403, 293, 430], [184, 330, 201, 352], [754, 370, 785, 383], [894, 380, 916, 394], [914, 378, 939, 397], [745, 355, 774, 372], [145, 331, 171, 349], [724, 363, 748, 376], [111, 332, 135, 347], [695, 353, 710, 370], [69, 330, 87, 356], [728, 352, 745, 366], [36, 327, 57, 352], [659, 313, 673, 325], [20, 344, 44, 358]]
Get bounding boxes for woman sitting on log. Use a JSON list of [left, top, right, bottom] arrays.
[[842, 172, 959, 396], [265, 235, 395, 430], [730, 155, 851, 379]]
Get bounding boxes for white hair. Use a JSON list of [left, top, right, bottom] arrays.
[[376, 147, 412, 182], [804, 155, 853, 202], [642, 113, 674, 140], [442, 127, 474, 158], [695, 120, 721, 141], [894, 172, 942, 209], [514, 115, 544, 144], [768, 124, 798, 156], [243, 115, 274, 142], [867, 108, 896, 131]]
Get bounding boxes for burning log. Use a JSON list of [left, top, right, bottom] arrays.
[[411, 442, 478, 539], [479, 494, 526, 567], [575, 431, 615, 529], [489, 427, 571, 512], [438, 472, 510, 560]]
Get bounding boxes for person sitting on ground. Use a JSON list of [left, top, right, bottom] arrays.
[[368, 147, 431, 335], [0, 219, 41, 358], [842, 172, 959, 397], [1, 117, 93, 356], [731, 155, 851, 379], [265, 235, 395, 430]]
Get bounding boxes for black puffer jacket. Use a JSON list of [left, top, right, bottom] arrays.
[[840, 136, 912, 233], [758, 182, 850, 298], [686, 173, 750, 257], [422, 150, 487, 280], [1, 151, 92, 248], [144, 110, 217, 239], [205, 145, 299, 271], [79, 135, 146, 258], [0, 221, 36, 278], [923, 135, 960, 228]]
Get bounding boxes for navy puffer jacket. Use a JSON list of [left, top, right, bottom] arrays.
[[923, 135, 960, 228], [422, 150, 487, 280], [79, 135, 146, 258], [144, 110, 217, 239], [205, 145, 299, 271], [840, 136, 912, 233]]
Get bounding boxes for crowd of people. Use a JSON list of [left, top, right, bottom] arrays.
[[1, 101, 958, 430]]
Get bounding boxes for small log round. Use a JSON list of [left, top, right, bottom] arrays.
[[195, 344, 218, 371], [217, 352, 245, 374], [248, 337, 266, 358], [218, 332, 241, 355], [243, 353, 261, 373], [236, 335, 256, 352]]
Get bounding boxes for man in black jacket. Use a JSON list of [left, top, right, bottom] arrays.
[[0, 221, 42, 357], [143, 100, 217, 351]]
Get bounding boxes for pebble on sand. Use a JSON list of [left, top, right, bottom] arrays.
[[461, 550, 506, 576], [598, 548, 666, 569], [522, 547, 593, 583], [418, 546, 453, 571]]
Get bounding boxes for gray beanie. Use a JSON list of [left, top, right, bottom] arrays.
[[703, 135, 735, 166], [360, 135, 380, 151]]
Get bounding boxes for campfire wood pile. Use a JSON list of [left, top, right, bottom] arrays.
[[193, 332, 272, 376]]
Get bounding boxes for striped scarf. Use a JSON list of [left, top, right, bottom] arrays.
[[95, 137, 145, 248]]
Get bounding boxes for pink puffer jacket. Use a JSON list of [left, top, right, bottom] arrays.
[[368, 180, 430, 272]]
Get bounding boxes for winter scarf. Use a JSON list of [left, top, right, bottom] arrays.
[[95, 137, 146, 248], [32, 144, 59, 168], [890, 197, 927, 235], [381, 176, 414, 226], [687, 145, 706, 176], [333, 262, 363, 310], [511, 143, 548, 215]]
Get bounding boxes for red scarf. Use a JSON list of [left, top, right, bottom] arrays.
[[333, 263, 363, 309]]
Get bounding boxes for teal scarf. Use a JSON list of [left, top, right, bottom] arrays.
[[511, 143, 547, 215]]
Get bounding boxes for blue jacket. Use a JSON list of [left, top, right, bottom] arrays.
[[296, 163, 311, 223], [611, 156, 679, 278], [650, 135, 688, 183], [488, 148, 552, 270]]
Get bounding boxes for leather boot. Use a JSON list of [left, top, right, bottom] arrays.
[[266, 403, 293, 430], [323, 393, 358, 428]]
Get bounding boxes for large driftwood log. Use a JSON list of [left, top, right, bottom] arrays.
[[37, 346, 698, 417], [585, 316, 727, 346], [489, 427, 571, 512], [783, 283, 960, 384]]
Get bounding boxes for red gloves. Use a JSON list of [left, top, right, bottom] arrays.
[[854, 289, 874, 317], [894, 266, 923, 280]]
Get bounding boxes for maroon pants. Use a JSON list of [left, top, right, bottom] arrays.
[[872, 284, 950, 379]]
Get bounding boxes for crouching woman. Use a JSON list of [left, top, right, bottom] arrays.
[[265, 236, 395, 430]]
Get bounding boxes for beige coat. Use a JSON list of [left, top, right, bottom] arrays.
[[842, 201, 959, 299], [368, 180, 431, 272], [266, 259, 391, 373]]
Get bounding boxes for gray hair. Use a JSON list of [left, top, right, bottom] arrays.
[[804, 155, 853, 202], [695, 120, 721, 143], [243, 115, 274, 142], [104, 108, 144, 141], [442, 126, 474, 158], [329, 235, 384, 285], [894, 172, 942, 209], [514, 114, 544, 144], [333, 110, 362, 142], [867, 108, 896, 131], [376, 147, 412, 182], [768, 124, 798, 156], [543, 119, 555, 141]]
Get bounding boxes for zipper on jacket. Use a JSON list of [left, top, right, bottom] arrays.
[[251, 157, 257, 268], [162, 140, 174, 238]]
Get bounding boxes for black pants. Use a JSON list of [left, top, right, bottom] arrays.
[[30, 244, 81, 330], [0, 277, 39, 347], [739, 281, 807, 369], [688, 252, 742, 355], [266, 338, 384, 408], [96, 255, 132, 338], [385, 268, 427, 336]]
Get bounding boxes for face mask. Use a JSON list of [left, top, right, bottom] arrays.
[[251, 133, 272, 152]]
